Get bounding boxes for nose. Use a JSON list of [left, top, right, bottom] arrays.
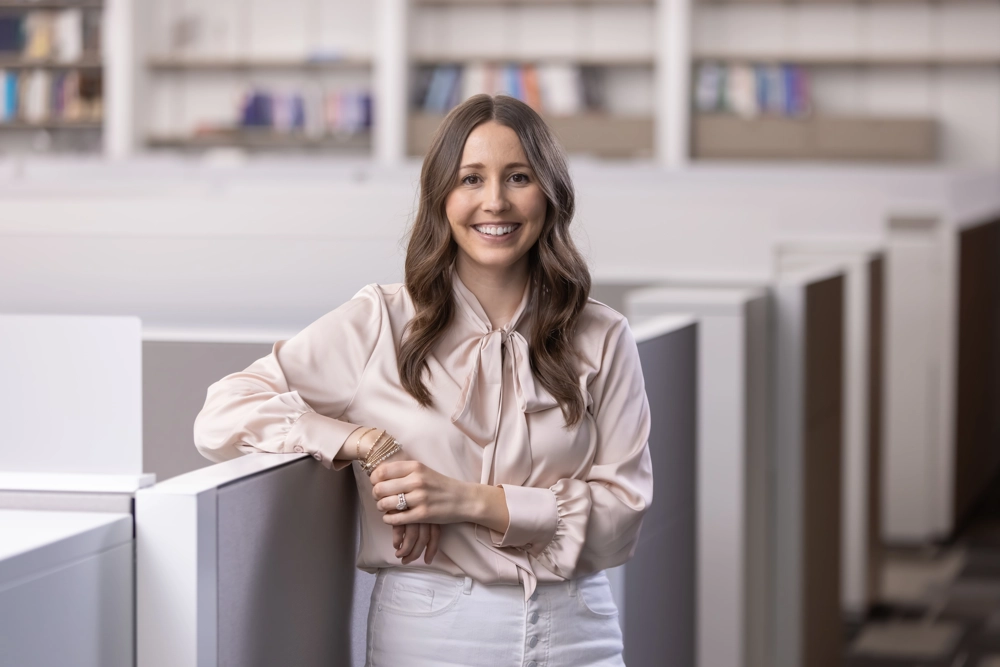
[[482, 178, 510, 214]]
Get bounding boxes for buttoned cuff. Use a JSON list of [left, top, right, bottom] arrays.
[[490, 484, 559, 557], [285, 410, 360, 471]]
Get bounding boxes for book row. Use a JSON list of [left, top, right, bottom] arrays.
[[0, 9, 101, 63], [414, 63, 604, 116], [695, 62, 812, 118], [0, 68, 102, 123], [210, 87, 373, 135]]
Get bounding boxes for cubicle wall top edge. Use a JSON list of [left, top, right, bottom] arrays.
[[140, 453, 309, 496], [142, 327, 299, 344], [630, 314, 696, 344], [626, 286, 767, 316], [777, 265, 845, 289], [0, 471, 155, 493]]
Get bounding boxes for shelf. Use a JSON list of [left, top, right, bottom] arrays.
[[0, 56, 102, 69], [412, 54, 654, 67], [146, 57, 373, 72], [695, 0, 1000, 4], [408, 112, 653, 158], [0, 1, 103, 8], [0, 120, 102, 129], [414, 0, 652, 5], [146, 130, 372, 151], [692, 114, 936, 161], [693, 53, 1000, 67]]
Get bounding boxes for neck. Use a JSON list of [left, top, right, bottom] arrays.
[[455, 254, 530, 330]]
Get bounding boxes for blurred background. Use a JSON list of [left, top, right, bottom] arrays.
[[0, 0, 999, 666]]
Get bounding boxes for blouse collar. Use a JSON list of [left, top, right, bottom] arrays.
[[450, 268, 533, 338]]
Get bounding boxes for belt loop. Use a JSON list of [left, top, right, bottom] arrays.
[[568, 577, 578, 597], [463, 576, 473, 595]]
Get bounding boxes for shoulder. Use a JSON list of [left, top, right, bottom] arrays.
[[573, 298, 633, 376], [576, 297, 630, 345]]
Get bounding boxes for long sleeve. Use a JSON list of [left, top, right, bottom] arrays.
[[494, 317, 654, 579], [193, 285, 382, 471]]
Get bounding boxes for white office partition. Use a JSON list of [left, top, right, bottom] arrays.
[[776, 244, 884, 617], [622, 314, 697, 667], [626, 288, 769, 667], [772, 269, 845, 667], [136, 452, 363, 667], [0, 510, 134, 666], [0, 313, 143, 475]]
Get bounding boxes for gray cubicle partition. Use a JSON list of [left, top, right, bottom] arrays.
[[137, 316, 697, 667], [0, 510, 134, 667], [772, 270, 845, 667], [136, 453, 361, 667], [624, 315, 698, 667], [142, 340, 273, 483], [954, 216, 1000, 530], [776, 245, 885, 617], [626, 288, 769, 667]]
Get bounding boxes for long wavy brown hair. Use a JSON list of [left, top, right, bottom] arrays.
[[399, 94, 592, 426]]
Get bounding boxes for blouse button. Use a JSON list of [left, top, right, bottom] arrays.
[[293, 446, 304, 453], [313, 452, 322, 461]]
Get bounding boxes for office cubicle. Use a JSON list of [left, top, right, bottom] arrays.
[[953, 215, 1000, 531], [776, 245, 885, 616], [135, 316, 698, 667], [772, 269, 845, 667], [626, 288, 769, 667], [0, 315, 150, 666]]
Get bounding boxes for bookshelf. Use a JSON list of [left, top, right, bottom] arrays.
[[0, 0, 105, 152], [2, 0, 995, 165], [687, 0, 1000, 163], [137, 0, 377, 155], [405, 0, 662, 158]]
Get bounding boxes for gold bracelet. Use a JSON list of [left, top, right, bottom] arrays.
[[354, 427, 377, 460], [363, 443, 402, 476], [367, 430, 390, 457], [364, 435, 396, 468]]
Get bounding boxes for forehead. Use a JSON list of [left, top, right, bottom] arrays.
[[460, 121, 528, 165]]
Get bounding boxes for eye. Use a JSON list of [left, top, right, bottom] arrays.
[[509, 173, 530, 184], [461, 174, 481, 185]]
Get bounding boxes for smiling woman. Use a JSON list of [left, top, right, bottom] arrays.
[[193, 94, 653, 667]]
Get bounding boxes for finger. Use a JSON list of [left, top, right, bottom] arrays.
[[377, 489, 424, 513], [397, 523, 419, 559], [372, 476, 418, 502], [369, 461, 420, 486], [403, 524, 432, 565], [424, 524, 440, 564], [392, 525, 405, 550]]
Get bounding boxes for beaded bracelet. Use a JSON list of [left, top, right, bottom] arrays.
[[354, 427, 378, 460], [363, 443, 401, 476]]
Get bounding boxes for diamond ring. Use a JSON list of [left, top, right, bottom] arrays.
[[396, 493, 408, 511]]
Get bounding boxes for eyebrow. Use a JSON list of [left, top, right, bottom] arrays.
[[459, 162, 532, 170]]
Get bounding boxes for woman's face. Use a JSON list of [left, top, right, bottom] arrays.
[[445, 121, 547, 278]]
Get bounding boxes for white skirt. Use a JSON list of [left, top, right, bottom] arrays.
[[365, 567, 626, 667]]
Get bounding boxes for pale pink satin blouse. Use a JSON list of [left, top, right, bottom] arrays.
[[193, 271, 653, 600]]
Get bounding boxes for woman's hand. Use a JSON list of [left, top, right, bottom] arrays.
[[370, 460, 473, 526], [391, 522, 441, 565]]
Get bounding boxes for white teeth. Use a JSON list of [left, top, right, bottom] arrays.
[[475, 225, 517, 236]]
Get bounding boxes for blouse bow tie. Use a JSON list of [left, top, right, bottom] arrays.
[[449, 274, 558, 488]]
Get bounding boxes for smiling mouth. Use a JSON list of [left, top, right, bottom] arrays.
[[472, 223, 521, 238]]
